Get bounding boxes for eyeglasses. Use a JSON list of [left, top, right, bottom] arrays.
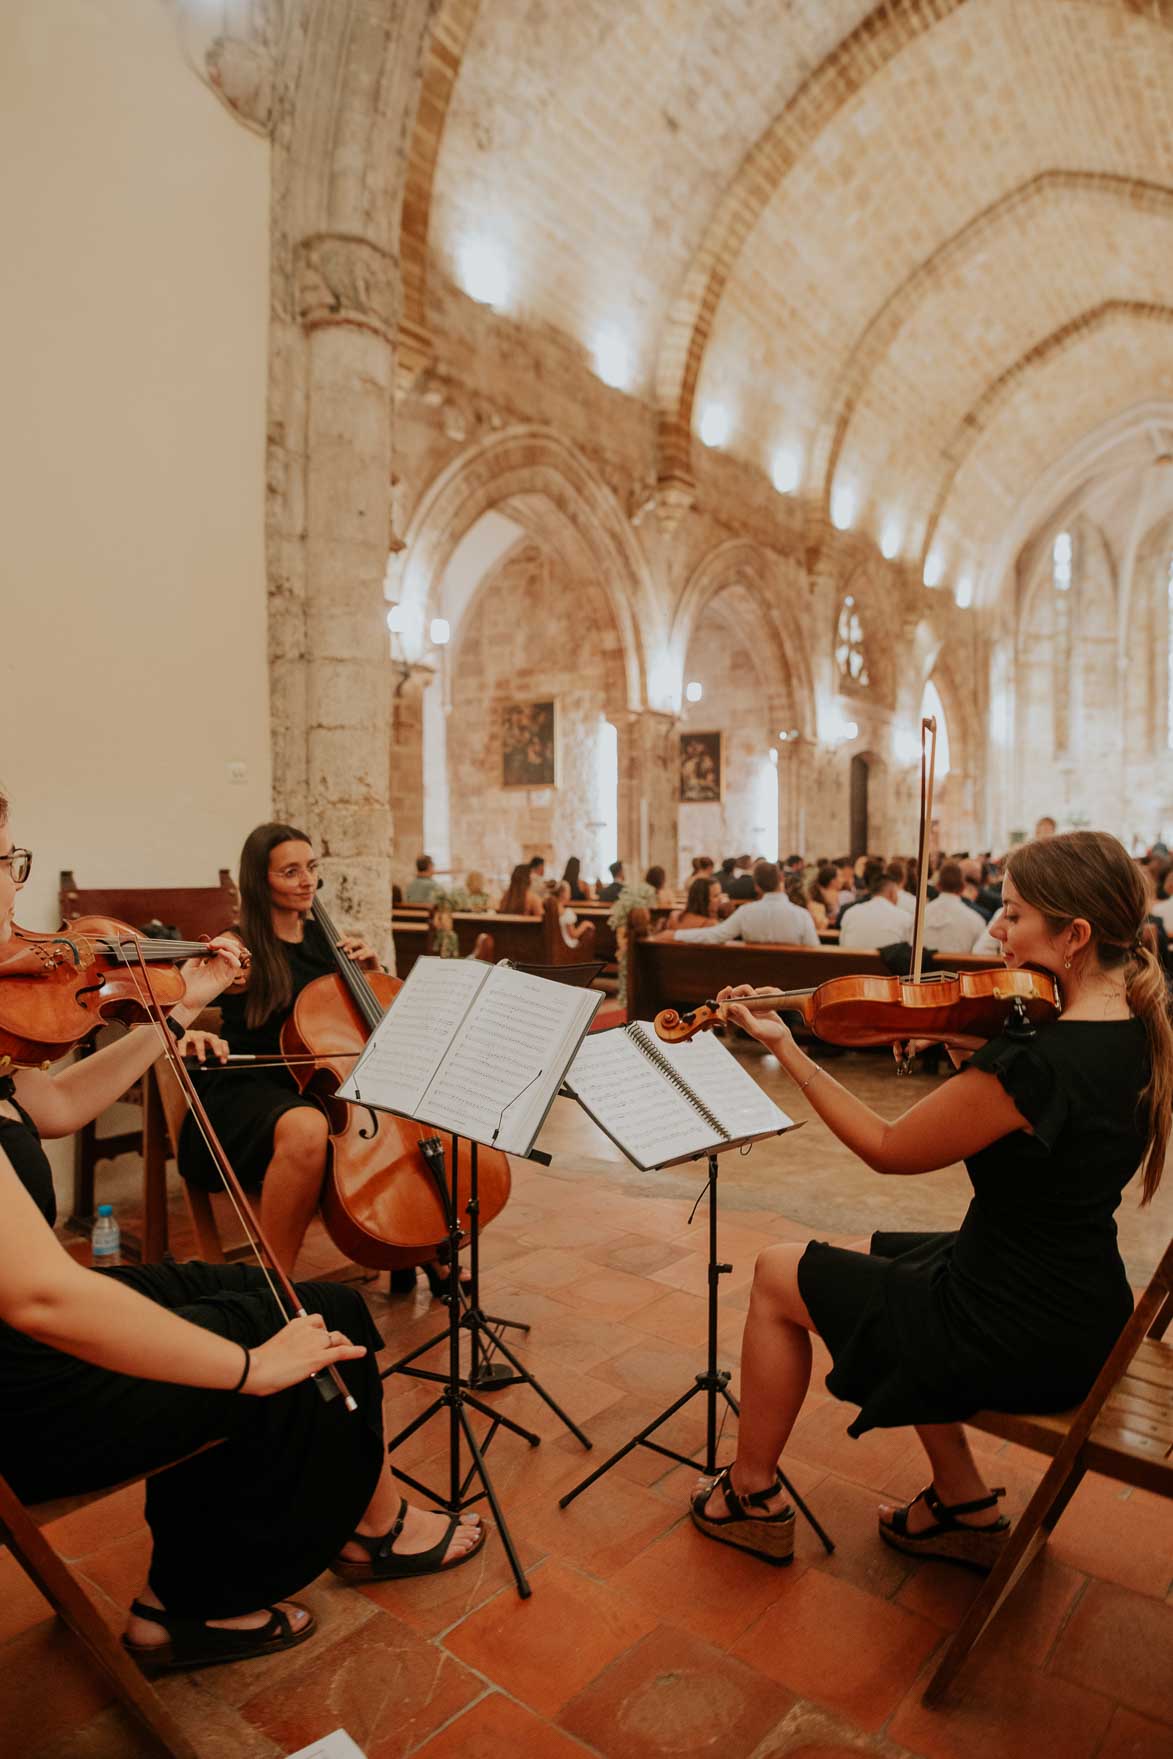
[[273, 860, 319, 882], [0, 849, 32, 884]]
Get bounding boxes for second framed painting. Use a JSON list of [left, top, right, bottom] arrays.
[[502, 699, 557, 788], [679, 730, 723, 802]]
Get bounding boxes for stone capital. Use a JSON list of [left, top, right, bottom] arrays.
[[294, 234, 401, 344]]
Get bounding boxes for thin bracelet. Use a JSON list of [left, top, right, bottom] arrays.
[[230, 1344, 251, 1393], [797, 1064, 825, 1094]]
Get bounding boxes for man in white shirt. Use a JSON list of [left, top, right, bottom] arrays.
[[922, 861, 984, 954], [838, 863, 914, 950], [674, 860, 818, 947]]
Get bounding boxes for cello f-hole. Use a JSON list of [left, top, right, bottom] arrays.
[[357, 1105, 379, 1141]]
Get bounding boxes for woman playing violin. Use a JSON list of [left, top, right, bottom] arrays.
[[0, 792, 481, 1676], [179, 822, 465, 1293], [691, 831, 1171, 1570]]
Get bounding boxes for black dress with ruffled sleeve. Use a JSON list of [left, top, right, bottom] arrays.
[[796, 1018, 1147, 1437]]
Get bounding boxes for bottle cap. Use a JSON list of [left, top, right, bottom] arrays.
[[97, 1204, 113, 1216]]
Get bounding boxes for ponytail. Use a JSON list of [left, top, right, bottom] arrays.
[[1124, 940, 1172, 1204]]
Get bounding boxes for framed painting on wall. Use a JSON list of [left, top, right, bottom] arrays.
[[679, 731, 723, 803], [502, 700, 557, 788]]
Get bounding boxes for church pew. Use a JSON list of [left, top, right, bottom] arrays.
[[569, 901, 672, 965], [390, 916, 434, 978]]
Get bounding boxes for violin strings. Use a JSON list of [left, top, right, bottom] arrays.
[[122, 955, 289, 1321]]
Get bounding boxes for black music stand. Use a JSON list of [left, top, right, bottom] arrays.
[[558, 1144, 835, 1557]]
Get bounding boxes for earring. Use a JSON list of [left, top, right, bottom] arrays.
[[1064, 958, 1072, 969]]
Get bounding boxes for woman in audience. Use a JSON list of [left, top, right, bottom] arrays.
[[665, 874, 722, 933], [561, 856, 593, 902], [0, 792, 482, 1678], [433, 869, 492, 957], [691, 831, 1169, 1575], [806, 863, 841, 931], [608, 865, 668, 1000], [555, 879, 594, 947], [498, 862, 544, 916]]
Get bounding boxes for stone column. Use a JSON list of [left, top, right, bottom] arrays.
[[388, 663, 432, 895], [618, 709, 678, 876], [294, 233, 400, 955]]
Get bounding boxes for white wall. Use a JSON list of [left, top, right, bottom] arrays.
[[0, 0, 272, 931]]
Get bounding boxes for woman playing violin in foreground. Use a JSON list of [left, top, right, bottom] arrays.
[[0, 792, 480, 1676], [692, 831, 1171, 1568]]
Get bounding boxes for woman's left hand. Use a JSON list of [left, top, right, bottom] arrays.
[[718, 983, 796, 1056], [178, 935, 245, 1012], [178, 1028, 230, 1064], [338, 936, 382, 972]]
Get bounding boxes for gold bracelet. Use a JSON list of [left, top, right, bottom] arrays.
[[797, 1064, 824, 1093]]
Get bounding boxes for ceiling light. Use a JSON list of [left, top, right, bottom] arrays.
[[880, 518, 901, 561], [456, 238, 509, 309], [923, 551, 944, 588], [831, 484, 856, 531], [429, 617, 450, 646], [955, 575, 974, 610], [685, 680, 703, 703], [772, 447, 801, 494], [698, 404, 731, 448], [593, 327, 631, 391], [386, 604, 406, 633]]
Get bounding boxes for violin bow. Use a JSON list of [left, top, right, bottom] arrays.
[[910, 716, 938, 985], [126, 943, 357, 1412]]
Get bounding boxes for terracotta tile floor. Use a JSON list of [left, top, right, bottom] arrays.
[[7, 1050, 1173, 1757]]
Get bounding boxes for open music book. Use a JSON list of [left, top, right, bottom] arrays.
[[337, 956, 602, 1156], [564, 1022, 798, 1170]]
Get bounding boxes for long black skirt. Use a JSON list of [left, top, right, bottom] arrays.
[[0, 1261, 384, 1618]]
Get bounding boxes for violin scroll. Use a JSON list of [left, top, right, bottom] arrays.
[[653, 1003, 721, 1043]]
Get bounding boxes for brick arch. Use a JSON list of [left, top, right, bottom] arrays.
[[394, 426, 654, 711], [652, 0, 1172, 492], [924, 303, 1173, 566], [814, 173, 1173, 507], [397, 0, 481, 371], [670, 540, 817, 738]]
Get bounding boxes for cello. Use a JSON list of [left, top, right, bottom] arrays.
[[281, 895, 512, 1270]]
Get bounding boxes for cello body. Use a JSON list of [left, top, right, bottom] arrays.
[[281, 967, 512, 1270]]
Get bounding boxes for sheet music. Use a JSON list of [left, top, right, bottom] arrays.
[[418, 965, 598, 1153], [339, 958, 601, 1155], [630, 1027, 794, 1143], [339, 957, 489, 1117], [565, 1030, 718, 1169]]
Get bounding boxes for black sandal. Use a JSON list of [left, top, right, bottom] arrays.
[[690, 1467, 795, 1565], [330, 1497, 485, 1583], [121, 1597, 315, 1676], [879, 1484, 1009, 1571], [421, 1255, 472, 1299]]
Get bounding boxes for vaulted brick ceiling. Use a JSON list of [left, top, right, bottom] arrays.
[[417, 0, 1173, 585]]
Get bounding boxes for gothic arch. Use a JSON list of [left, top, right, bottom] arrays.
[[670, 540, 816, 737], [394, 426, 654, 711]]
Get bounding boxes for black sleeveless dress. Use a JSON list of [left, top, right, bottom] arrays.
[[178, 918, 336, 1191], [0, 1098, 384, 1618], [797, 1018, 1146, 1436]]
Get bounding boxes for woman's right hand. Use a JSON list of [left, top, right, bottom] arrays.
[[242, 1312, 367, 1396]]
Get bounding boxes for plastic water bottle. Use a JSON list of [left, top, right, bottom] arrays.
[[90, 1203, 121, 1267]]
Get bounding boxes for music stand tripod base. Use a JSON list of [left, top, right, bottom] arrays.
[[557, 1150, 836, 1559]]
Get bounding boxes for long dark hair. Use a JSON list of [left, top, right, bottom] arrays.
[[1006, 830, 1171, 1204], [238, 821, 313, 1031], [500, 863, 534, 914], [562, 855, 581, 891], [685, 875, 716, 917]]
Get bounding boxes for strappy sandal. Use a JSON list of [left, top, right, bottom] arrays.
[[329, 1498, 486, 1583], [689, 1467, 795, 1566], [878, 1484, 1009, 1571], [121, 1597, 315, 1676]]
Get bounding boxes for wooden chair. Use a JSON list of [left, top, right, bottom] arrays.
[[923, 1232, 1173, 1703], [150, 1018, 250, 1264], [60, 869, 239, 1253], [0, 1451, 222, 1758]]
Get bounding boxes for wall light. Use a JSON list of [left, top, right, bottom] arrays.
[[456, 238, 510, 309], [777, 727, 800, 742], [698, 403, 731, 448], [593, 326, 631, 391], [880, 517, 901, 561], [429, 617, 451, 647], [831, 483, 856, 531], [386, 603, 407, 634], [923, 551, 944, 588], [685, 680, 703, 703], [772, 447, 801, 494]]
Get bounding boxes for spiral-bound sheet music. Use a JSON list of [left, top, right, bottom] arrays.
[[565, 1023, 797, 1170]]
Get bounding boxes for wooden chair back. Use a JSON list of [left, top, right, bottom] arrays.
[[59, 869, 238, 937], [924, 1230, 1173, 1703]]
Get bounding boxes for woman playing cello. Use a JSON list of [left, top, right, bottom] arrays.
[[690, 831, 1171, 1569], [0, 790, 481, 1676]]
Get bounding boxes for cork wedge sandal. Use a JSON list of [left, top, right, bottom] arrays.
[[878, 1484, 1009, 1572], [690, 1467, 795, 1565]]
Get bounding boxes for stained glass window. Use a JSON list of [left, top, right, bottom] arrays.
[[835, 595, 869, 688]]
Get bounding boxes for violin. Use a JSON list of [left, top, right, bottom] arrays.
[[0, 917, 247, 1068], [655, 966, 1060, 1051], [655, 717, 1059, 1065], [280, 897, 512, 1270]]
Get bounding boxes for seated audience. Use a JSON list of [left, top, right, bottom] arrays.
[[597, 860, 625, 903], [886, 859, 918, 916], [609, 865, 669, 996], [977, 857, 1004, 918], [561, 855, 593, 902], [1151, 861, 1173, 936], [666, 875, 723, 932], [528, 855, 546, 884], [833, 855, 857, 897], [405, 854, 440, 903], [499, 862, 544, 916], [725, 854, 757, 900], [960, 860, 993, 921], [556, 880, 594, 947], [923, 861, 984, 954], [673, 860, 819, 947], [683, 853, 716, 888], [807, 863, 841, 931], [838, 860, 914, 950]]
